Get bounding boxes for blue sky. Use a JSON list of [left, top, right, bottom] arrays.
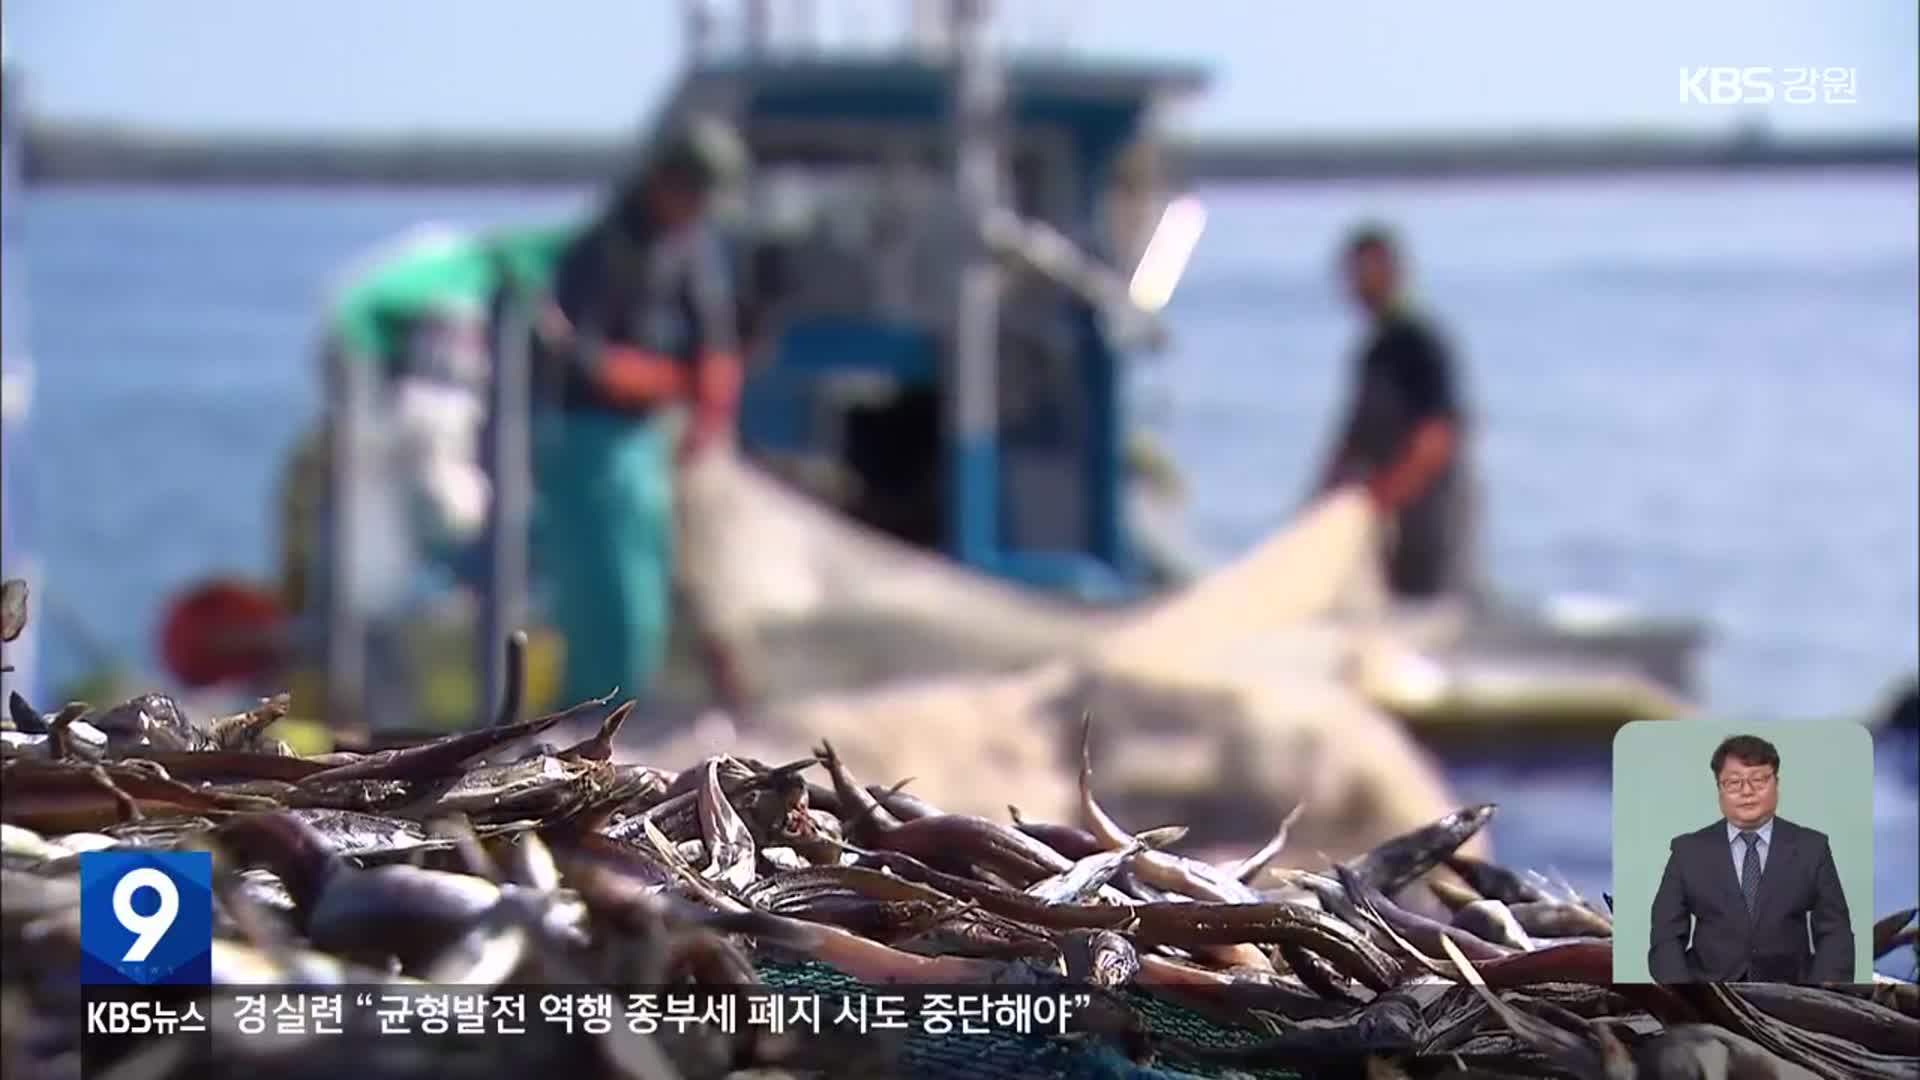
[[6, 0, 1916, 137]]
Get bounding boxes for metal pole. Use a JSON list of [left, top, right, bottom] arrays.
[[480, 286, 532, 725], [792, 0, 817, 51], [916, 0, 951, 57], [1, 46, 43, 707], [683, 1, 714, 64], [745, 0, 770, 56], [946, 0, 1003, 565], [324, 345, 370, 729]]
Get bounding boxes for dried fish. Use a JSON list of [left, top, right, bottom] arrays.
[[90, 694, 203, 753], [1510, 899, 1614, 940], [1344, 803, 1498, 897], [865, 783, 942, 821], [1061, 929, 1139, 988], [696, 759, 756, 891], [2, 757, 279, 833], [1009, 806, 1128, 861], [298, 695, 612, 786], [7, 692, 47, 734], [1228, 795, 1309, 885], [817, 741, 1071, 887], [1023, 842, 1140, 905], [1336, 862, 1513, 964], [1454, 898, 1535, 951], [1, 578, 28, 644], [5, 671, 1912, 1080], [1872, 906, 1917, 958], [1427, 875, 1484, 912], [1734, 981, 1920, 1058], [1077, 716, 1259, 904]]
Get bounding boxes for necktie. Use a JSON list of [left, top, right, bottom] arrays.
[[1739, 831, 1762, 914]]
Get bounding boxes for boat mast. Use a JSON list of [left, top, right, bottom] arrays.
[[683, 1, 717, 63], [913, 0, 949, 54], [946, 0, 1006, 565], [743, 0, 769, 56]]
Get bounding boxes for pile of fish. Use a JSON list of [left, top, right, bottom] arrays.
[[4, 593, 1920, 1079]]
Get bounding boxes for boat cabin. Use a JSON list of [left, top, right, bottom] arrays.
[[662, 54, 1207, 597]]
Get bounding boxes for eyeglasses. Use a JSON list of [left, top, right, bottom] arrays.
[[1718, 773, 1775, 793]]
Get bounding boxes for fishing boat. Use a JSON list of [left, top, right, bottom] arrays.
[[2, 32, 45, 708], [154, 1, 1705, 746]]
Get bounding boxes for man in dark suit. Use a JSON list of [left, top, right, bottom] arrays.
[[1647, 733, 1856, 983]]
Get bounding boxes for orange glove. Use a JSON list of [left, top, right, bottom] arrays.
[[595, 346, 688, 408]]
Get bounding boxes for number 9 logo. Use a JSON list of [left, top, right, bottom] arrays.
[[113, 867, 180, 963]]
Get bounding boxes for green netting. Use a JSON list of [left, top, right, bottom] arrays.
[[329, 221, 582, 360], [754, 960, 1301, 1080]]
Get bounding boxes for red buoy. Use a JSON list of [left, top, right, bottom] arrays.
[[158, 579, 290, 688]]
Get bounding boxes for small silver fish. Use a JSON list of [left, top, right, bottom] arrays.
[[1024, 843, 1140, 905], [1454, 898, 1534, 951]]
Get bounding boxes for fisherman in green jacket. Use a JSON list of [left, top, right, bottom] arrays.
[[533, 118, 749, 707]]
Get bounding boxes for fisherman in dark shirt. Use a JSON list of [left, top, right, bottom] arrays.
[[533, 117, 749, 707], [1315, 224, 1480, 602]]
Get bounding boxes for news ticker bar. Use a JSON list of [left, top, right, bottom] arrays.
[[83, 983, 1098, 1042], [79, 984, 1109, 1078]]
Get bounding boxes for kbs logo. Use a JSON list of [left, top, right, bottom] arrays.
[[86, 1000, 207, 1035], [79, 851, 212, 985], [1679, 67, 1858, 106]]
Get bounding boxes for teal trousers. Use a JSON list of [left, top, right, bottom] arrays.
[[533, 409, 676, 707]]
